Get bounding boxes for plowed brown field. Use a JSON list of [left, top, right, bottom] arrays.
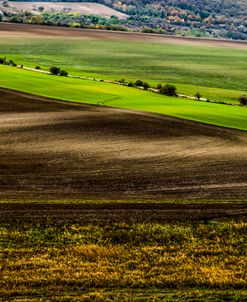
[[0, 203, 246, 224], [1, 88, 247, 202]]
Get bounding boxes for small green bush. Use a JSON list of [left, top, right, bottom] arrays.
[[195, 91, 202, 100], [9, 60, 17, 67], [159, 84, 177, 96], [143, 82, 150, 90], [50, 66, 60, 75], [0, 57, 6, 64], [135, 80, 143, 87], [59, 70, 68, 77], [240, 94, 247, 106]]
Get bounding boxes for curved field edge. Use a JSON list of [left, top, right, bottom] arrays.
[[0, 65, 247, 131]]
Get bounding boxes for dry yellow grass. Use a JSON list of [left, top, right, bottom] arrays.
[[1, 221, 246, 300]]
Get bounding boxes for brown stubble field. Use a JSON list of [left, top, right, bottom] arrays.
[[1, 88, 247, 202]]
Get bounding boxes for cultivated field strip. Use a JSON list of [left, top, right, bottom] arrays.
[[0, 203, 247, 224], [1, 22, 247, 50], [1, 88, 247, 201], [9, 2, 129, 19]]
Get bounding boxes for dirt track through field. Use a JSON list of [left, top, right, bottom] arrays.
[[1, 88, 247, 202], [0, 23, 247, 50]]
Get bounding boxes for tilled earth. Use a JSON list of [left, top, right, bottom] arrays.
[[1, 88, 247, 202], [0, 203, 246, 224]]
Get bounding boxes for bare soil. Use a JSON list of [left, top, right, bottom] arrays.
[[0, 23, 246, 50], [1, 88, 247, 202], [0, 203, 246, 224], [9, 2, 128, 19]]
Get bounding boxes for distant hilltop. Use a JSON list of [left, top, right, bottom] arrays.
[[1, 0, 246, 40], [4, 1, 129, 19]]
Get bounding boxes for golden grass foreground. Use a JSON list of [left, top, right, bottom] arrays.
[[1, 219, 247, 301]]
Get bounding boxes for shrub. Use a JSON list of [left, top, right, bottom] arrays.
[[128, 81, 134, 87], [49, 66, 60, 75], [156, 83, 162, 90], [143, 82, 150, 90], [0, 57, 6, 64], [2, 0, 8, 7], [159, 84, 177, 96], [9, 60, 17, 67], [118, 79, 126, 83], [240, 94, 247, 106], [195, 91, 202, 100], [38, 6, 44, 12], [59, 70, 68, 77], [35, 66, 41, 70], [135, 80, 143, 87]]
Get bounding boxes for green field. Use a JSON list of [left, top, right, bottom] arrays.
[[1, 64, 247, 131], [0, 35, 247, 104], [1, 27, 247, 302]]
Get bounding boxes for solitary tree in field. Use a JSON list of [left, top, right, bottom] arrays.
[[135, 80, 143, 87], [195, 92, 202, 101], [240, 94, 247, 106], [50, 67, 60, 75]]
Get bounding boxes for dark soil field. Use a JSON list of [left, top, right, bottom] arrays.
[[1, 88, 247, 202], [0, 203, 246, 224]]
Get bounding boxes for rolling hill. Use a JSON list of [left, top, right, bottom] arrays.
[[8, 1, 128, 19], [1, 0, 246, 38]]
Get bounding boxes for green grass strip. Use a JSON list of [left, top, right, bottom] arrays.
[[1, 65, 247, 131]]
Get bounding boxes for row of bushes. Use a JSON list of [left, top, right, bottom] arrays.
[[1, 56, 246, 105], [0, 58, 69, 77], [49, 66, 68, 77], [36, 65, 68, 77], [132, 80, 177, 97], [0, 57, 17, 67], [122, 78, 247, 106], [118, 79, 178, 96]]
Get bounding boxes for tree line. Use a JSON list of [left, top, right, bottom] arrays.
[[1, 56, 246, 105]]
